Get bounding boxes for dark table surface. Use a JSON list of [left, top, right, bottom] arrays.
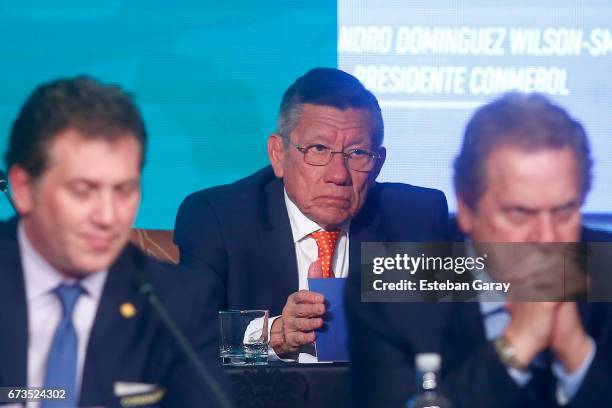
[[224, 362, 350, 408]]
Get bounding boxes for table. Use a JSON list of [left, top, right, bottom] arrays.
[[225, 362, 350, 408]]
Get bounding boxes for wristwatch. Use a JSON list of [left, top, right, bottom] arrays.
[[493, 335, 527, 371]]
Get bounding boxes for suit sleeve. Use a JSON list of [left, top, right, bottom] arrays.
[[439, 343, 530, 408], [566, 304, 612, 407], [174, 192, 229, 309], [345, 298, 416, 408], [431, 189, 450, 241], [346, 299, 529, 408]]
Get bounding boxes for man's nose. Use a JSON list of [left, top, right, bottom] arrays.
[[92, 191, 117, 226], [323, 152, 351, 185], [530, 213, 558, 243]]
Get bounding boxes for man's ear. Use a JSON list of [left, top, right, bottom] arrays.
[[8, 166, 35, 216], [267, 133, 286, 178], [456, 195, 474, 235]]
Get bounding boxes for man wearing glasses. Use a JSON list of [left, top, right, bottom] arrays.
[[174, 68, 449, 361]]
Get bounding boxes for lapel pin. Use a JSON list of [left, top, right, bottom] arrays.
[[120, 302, 137, 319]]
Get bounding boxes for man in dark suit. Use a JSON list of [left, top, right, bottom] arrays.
[[0, 77, 229, 407], [174, 68, 449, 361], [347, 93, 612, 407]]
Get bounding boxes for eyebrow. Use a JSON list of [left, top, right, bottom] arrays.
[[552, 199, 581, 212], [301, 133, 372, 147], [502, 199, 580, 214], [65, 177, 140, 187], [502, 205, 537, 214]]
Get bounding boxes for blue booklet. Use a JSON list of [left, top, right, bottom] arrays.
[[308, 277, 349, 362]]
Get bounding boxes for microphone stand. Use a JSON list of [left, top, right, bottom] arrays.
[[139, 281, 233, 408], [0, 170, 16, 213]]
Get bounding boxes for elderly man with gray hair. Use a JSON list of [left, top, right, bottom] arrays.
[[174, 67, 449, 362]]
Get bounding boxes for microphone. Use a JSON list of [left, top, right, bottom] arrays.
[[135, 263, 232, 408], [0, 170, 16, 213]]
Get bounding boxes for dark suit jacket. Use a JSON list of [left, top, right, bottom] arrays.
[[346, 220, 612, 408], [0, 220, 230, 408], [174, 166, 449, 315]]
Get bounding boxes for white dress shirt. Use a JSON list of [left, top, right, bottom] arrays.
[[284, 190, 350, 287], [18, 222, 107, 406], [266, 190, 350, 363]]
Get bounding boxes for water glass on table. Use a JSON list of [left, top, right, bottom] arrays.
[[218, 310, 269, 366]]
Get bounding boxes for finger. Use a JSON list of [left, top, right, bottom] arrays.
[[291, 302, 325, 318], [286, 317, 324, 332], [294, 290, 325, 304], [308, 260, 323, 278], [285, 290, 322, 309], [548, 303, 565, 345], [286, 331, 316, 347]]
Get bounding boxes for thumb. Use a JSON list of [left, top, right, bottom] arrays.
[[308, 260, 323, 278]]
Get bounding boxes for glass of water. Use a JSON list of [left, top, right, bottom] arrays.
[[218, 310, 269, 366]]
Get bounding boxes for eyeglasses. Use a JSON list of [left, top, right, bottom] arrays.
[[288, 141, 380, 172]]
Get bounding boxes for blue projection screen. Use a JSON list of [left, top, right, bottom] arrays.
[[339, 0, 612, 222]]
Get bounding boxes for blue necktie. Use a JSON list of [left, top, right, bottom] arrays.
[[43, 283, 84, 408]]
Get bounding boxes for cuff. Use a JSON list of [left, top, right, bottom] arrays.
[[552, 336, 596, 405], [506, 366, 532, 387], [267, 315, 298, 362]]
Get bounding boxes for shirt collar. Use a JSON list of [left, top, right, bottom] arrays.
[[283, 188, 350, 243], [18, 221, 108, 302]]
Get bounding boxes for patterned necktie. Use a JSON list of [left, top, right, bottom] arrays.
[[310, 229, 341, 278], [43, 283, 84, 408]]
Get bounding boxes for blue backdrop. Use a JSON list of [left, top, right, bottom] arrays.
[[0, 1, 337, 228], [1, 1, 610, 231]]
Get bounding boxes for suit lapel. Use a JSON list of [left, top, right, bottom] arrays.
[[252, 176, 298, 315], [79, 247, 146, 407], [349, 184, 384, 278], [0, 220, 28, 388]]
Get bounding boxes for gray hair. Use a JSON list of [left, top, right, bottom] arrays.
[[276, 68, 384, 148]]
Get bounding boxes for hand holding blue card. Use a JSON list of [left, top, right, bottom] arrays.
[[308, 277, 349, 362]]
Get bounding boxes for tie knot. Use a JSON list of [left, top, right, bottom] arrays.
[[54, 283, 84, 317], [310, 229, 341, 278], [310, 229, 341, 248]]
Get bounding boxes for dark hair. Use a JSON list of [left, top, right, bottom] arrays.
[[5, 76, 147, 178], [454, 92, 592, 210], [277, 67, 383, 147]]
